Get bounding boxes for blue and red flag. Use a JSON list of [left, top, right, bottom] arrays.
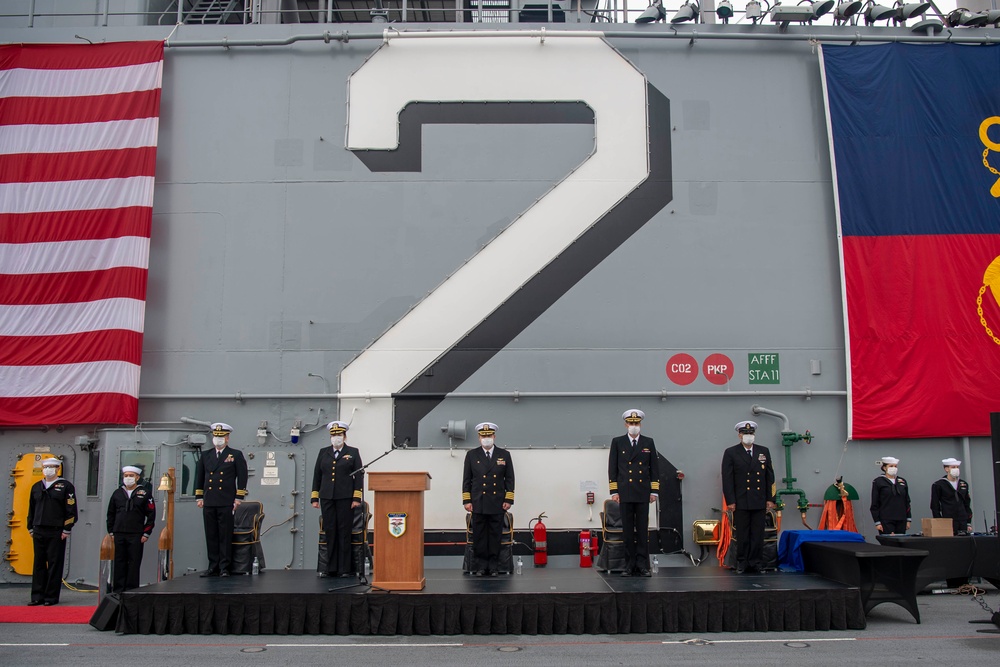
[[822, 43, 1000, 439]]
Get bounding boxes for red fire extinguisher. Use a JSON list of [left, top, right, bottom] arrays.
[[529, 512, 548, 567], [580, 529, 593, 567]]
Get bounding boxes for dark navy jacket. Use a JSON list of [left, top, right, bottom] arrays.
[[463, 446, 515, 514], [195, 446, 249, 506]]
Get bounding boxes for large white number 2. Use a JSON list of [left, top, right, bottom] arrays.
[[341, 34, 672, 448]]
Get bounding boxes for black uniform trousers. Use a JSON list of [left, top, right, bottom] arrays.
[[734, 508, 766, 570], [321, 498, 354, 575], [202, 505, 235, 573], [113, 533, 145, 592], [880, 520, 908, 535], [620, 501, 650, 572], [471, 512, 503, 571], [31, 527, 67, 604]]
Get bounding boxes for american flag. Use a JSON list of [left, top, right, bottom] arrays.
[[0, 42, 163, 426]]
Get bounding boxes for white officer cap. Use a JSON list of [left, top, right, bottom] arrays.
[[210, 422, 233, 436], [327, 421, 349, 434], [476, 422, 498, 436], [622, 409, 645, 423], [880, 456, 899, 466], [41, 457, 61, 466], [122, 465, 142, 475], [941, 457, 961, 467], [735, 421, 758, 433]]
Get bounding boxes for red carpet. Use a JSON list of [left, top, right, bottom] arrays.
[[0, 605, 97, 623]]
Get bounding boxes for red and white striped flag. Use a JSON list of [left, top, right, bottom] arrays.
[[0, 42, 163, 426]]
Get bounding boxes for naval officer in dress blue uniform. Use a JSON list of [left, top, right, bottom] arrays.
[[930, 457, 973, 535], [870, 456, 911, 535], [721, 421, 776, 574], [609, 409, 660, 577], [195, 422, 249, 577], [463, 422, 515, 576], [311, 420, 364, 577]]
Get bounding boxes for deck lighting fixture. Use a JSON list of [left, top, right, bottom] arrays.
[[770, 2, 816, 25], [636, 0, 667, 22], [896, 1, 930, 21], [862, 1, 896, 24], [670, 0, 700, 23], [257, 420, 268, 445], [946, 8, 989, 27], [832, 0, 862, 24], [910, 17, 943, 33], [807, 0, 835, 19], [745, 0, 764, 22], [716, 0, 734, 22]]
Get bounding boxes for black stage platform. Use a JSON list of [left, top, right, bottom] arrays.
[[117, 567, 865, 635]]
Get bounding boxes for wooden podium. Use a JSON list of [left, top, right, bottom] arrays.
[[369, 471, 431, 591]]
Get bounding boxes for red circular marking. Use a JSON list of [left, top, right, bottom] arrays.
[[666, 354, 699, 385], [703, 353, 734, 386]]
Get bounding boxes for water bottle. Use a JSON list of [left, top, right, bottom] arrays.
[[364, 557, 371, 577], [251, 556, 259, 576], [515, 556, 523, 575], [651, 556, 659, 574]]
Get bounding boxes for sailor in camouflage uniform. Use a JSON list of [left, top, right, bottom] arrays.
[[721, 421, 776, 574], [462, 422, 515, 576], [609, 409, 660, 577], [195, 422, 249, 576], [27, 457, 78, 605], [106, 465, 156, 592], [311, 421, 364, 577]]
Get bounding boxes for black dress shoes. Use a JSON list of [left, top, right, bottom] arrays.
[[639, 569, 652, 577], [339, 573, 353, 578], [199, 570, 220, 578], [220, 571, 230, 577], [27, 600, 42, 606], [489, 570, 499, 577], [620, 570, 632, 577], [43, 601, 57, 606]]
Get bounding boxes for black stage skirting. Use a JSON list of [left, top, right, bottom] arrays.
[[117, 568, 864, 635]]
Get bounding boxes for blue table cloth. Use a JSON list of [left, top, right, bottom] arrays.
[[778, 529, 867, 572]]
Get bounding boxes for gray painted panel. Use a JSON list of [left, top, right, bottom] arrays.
[[0, 24, 995, 582]]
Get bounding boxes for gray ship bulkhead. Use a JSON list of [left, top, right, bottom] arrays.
[[0, 8, 995, 586]]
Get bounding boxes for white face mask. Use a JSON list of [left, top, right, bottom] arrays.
[[886, 466, 898, 477], [331, 435, 345, 447], [212, 437, 226, 448], [481, 437, 494, 449], [42, 466, 58, 478], [741, 434, 755, 446], [627, 425, 640, 437], [948, 467, 960, 478], [123, 476, 137, 488]]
